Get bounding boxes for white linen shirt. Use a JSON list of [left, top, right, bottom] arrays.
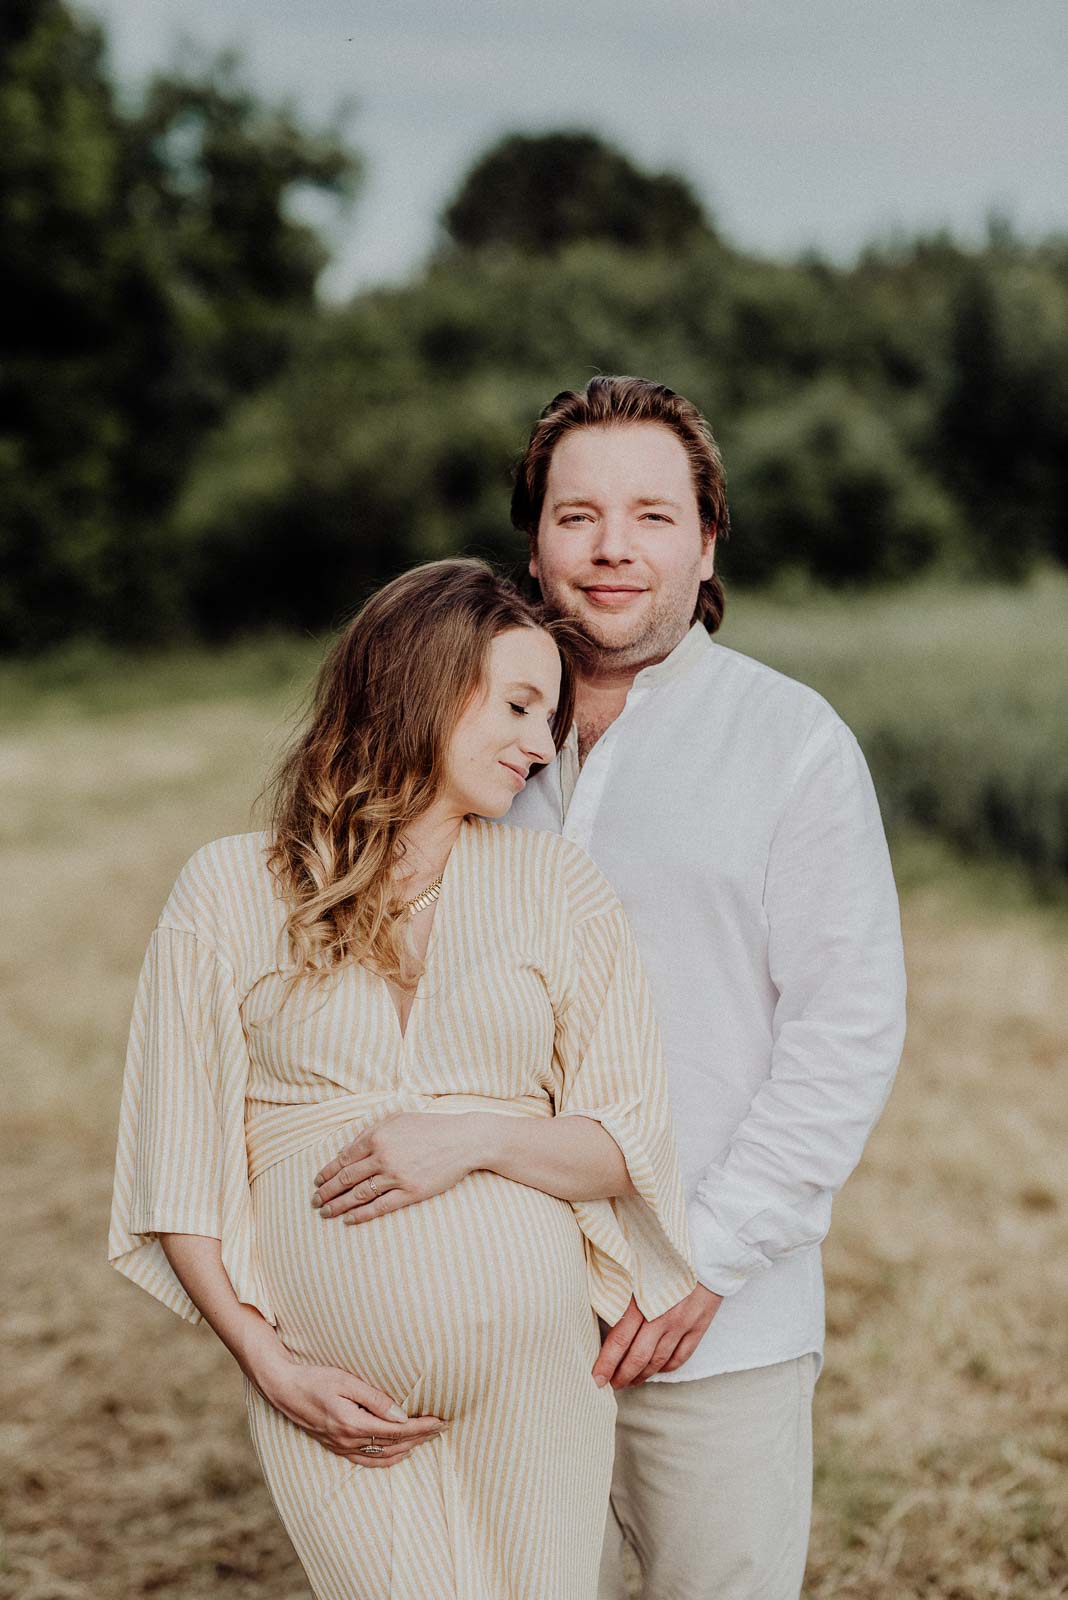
[[501, 622, 907, 1381]]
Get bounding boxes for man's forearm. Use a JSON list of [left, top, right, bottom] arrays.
[[467, 1112, 637, 1201]]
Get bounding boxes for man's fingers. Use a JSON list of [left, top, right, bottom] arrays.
[[661, 1327, 705, 1373], [634, 1330, 685, 1384], [592, 1299, 645, 1386], [611, 1323, 663, 1388]]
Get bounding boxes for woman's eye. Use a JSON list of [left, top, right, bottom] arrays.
[[509, 703, 528, 716]]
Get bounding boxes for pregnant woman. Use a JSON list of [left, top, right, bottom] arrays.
[[108, 558, 696, 1600]]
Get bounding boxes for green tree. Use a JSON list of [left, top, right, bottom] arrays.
[[935, 267, 1068, 577], [440, 131, 712, 255], [0, 0, 360, 651]]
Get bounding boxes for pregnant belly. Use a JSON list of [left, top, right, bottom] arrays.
[[250, 1146, 598, 1421]]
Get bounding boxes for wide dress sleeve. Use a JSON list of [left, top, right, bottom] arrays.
[[107, 850, 273, 1327], [551, 843, 697, 1325]]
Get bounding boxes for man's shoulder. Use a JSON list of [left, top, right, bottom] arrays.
[[701, 639, 848, 746]]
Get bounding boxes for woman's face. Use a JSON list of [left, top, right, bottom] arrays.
[[443, 627, 562, 818]]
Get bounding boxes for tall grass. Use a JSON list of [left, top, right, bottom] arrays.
[[2, 574, 1065, 884], [718, 571, 1068, 887]]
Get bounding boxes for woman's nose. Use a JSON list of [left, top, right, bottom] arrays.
[[521, 719, 557, 764]]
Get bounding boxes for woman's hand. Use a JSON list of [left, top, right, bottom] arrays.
[[312, 1112, 479, 1224], [256, 1354, 448, 1470]]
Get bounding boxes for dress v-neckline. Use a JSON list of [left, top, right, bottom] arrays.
[[379, 816, 472, 1047]]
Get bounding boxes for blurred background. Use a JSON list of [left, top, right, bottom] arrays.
[[1, 2, 1066, 1596]]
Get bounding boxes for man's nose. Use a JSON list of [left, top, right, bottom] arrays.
[[590, 512, 633, 564]]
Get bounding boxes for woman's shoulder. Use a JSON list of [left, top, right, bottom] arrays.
[[478, 819, 621, 924], [157, 830, 279, 948]]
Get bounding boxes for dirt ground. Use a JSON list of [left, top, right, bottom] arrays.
[[2, 697, 1066, 1599]]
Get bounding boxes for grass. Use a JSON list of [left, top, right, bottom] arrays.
[[3, 571, 1065, 886], [718, 569, 1068, 886], [1, 582, 1066, 1597]]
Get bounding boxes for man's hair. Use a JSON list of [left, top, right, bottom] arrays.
[[511, 375, 730, 633]]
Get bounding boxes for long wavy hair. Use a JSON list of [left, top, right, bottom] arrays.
[[265, 558, 583, 990], [511, 374, 730, 632]]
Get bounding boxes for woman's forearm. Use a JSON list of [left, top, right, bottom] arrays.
[[468, 1113, 637, 1201], [157, 1233, 296, 1402]]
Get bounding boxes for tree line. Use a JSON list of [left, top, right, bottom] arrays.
[[2, 0, 1067, 652]]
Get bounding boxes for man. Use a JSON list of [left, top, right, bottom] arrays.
[[504, 375, 907, 1599]]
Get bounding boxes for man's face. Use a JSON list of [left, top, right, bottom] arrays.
[[530, 422, 715, 671]]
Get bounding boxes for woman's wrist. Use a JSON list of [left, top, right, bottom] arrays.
[[461, 1111, 511, 1175], [230, 1317, 299, 1400]]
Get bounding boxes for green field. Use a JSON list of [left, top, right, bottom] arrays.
[[2, 580, 1066, 1598], [4, 574, 1066, 889]]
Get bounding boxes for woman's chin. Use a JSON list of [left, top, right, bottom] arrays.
[[470, 789, 517, 820]]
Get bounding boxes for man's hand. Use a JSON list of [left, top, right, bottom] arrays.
[[593, 1284, 723, 1388], [311, 1113, 478, 1224]]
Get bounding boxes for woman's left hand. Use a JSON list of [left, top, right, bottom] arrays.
[[311, 1113, 480, 1223]]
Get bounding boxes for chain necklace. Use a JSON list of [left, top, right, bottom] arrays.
[[399, 874, 444, 918]]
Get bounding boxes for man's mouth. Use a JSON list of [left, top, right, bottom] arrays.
[[580, 585, 648, 608]]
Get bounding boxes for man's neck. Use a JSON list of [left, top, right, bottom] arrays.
[[572, 625, 693, 764]]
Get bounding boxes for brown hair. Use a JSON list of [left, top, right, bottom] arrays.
[[265, 558, 582, 988], [511, 375, 730, 632]]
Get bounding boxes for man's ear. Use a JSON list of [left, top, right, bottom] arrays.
[[700, 532, 717, 581], [528, 540, 539, 580]]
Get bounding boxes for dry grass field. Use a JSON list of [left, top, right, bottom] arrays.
[[2, 667, 1067, 1599]]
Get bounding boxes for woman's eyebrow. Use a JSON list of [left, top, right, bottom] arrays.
[[505, 682, 545, 697]]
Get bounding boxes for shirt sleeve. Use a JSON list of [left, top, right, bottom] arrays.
[[107, 921, 273, 1326], [552, 851, 697, 1324], [688, 721, 907, 1298]]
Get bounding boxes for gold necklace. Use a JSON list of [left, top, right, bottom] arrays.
[[399, 874, 444, 918]]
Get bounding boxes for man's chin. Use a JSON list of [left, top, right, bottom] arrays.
[[572, 609, 653, 656]]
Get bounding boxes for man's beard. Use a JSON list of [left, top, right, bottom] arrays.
[[538, 578, 696, 673]]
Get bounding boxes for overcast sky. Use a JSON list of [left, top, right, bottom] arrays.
[[83, 0, 1067, 299]]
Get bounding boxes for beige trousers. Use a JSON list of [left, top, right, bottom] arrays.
[[598, 1354, 817, 1600]]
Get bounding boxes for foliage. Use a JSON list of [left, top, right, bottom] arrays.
[[440, 130, 712, 255], [2, 4, 1067, 652], [0, 0, 359, 651]]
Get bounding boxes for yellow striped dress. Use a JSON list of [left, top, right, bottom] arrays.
[[108, 817, 696, 1600]]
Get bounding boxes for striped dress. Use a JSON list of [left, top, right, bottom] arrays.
[[108, 818, 696, 1600]]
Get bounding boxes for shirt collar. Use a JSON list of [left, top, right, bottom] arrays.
[[560, 623, 711, 757], [632, 621, 711, 690]]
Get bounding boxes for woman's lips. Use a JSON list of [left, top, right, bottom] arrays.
[[500, 761, 527, 787], [581, 585, 647, 609]]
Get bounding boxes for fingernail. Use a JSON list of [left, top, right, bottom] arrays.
[[311, 1195, 322, 1208], [388, 1405, 407, 1421], [593, 1374, 608, 1388]]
